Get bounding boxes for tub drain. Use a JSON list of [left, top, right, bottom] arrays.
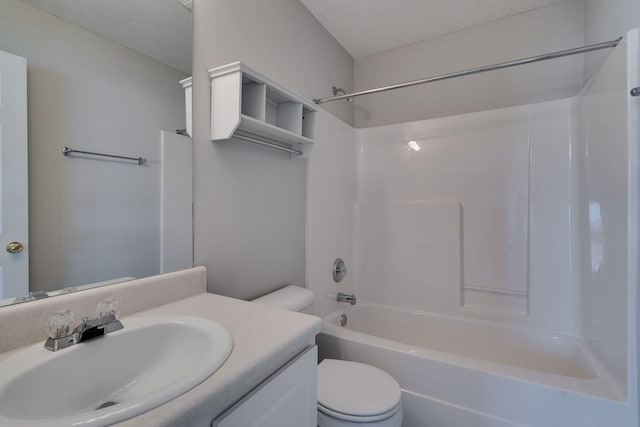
[[340, 314, 347, 327]]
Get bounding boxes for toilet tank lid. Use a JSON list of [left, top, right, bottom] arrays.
[[252, 285, 314, 312]]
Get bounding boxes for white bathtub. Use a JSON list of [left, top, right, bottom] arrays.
[[317, 303, 630, 427]]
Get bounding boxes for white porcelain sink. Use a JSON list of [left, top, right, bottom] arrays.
[[0, 315, 233, 426]]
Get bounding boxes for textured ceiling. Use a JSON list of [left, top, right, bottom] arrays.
[[300, 0, 564, 58], [18, 0, 192, 73], [18, 0, 567, 72]]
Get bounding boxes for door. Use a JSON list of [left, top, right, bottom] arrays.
[[0, 50, 28, 299], [160, 130, 192, 274]]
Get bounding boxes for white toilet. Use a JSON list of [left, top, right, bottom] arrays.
[[253, 286, 403, 427]]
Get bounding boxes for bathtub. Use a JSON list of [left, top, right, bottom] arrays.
[[316, 303, 630, 427]]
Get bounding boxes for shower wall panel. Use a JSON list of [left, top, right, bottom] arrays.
[[577, 33, 632, 395], [356, 99, 579, 334]]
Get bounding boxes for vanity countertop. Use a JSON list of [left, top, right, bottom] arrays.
[[118, 292, 322, 427], [0, 290, 322, 427]]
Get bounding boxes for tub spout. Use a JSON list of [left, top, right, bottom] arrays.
[[337, 292, 356, 305]]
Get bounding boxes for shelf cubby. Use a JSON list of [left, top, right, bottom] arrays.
[[208, 62, 317, 158]]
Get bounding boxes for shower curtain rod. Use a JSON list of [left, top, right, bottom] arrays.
[[313, 37, 622, 104]]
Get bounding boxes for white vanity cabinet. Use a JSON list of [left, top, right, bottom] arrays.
[[211, 346, 317, 427]]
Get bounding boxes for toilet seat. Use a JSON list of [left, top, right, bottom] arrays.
[[318, 401, 401, 423], [317, 359, 402, 422]]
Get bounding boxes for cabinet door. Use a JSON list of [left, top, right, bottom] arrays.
[[212, 346, 317, 427]]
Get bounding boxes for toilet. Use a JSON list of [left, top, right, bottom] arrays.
[[253, 286, 403, 427]]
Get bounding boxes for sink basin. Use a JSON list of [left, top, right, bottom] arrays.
[[0, 315, 233, 426]]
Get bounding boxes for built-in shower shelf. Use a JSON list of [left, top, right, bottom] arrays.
[[208, 62, 316, 158]]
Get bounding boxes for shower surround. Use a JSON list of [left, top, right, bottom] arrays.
[[311, 29, 639, 427]]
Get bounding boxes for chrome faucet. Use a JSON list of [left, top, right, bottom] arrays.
[[45, 299, 123, 351], [337, 292, 356, 305]]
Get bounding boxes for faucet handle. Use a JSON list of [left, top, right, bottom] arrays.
[[47, 310, 76, 338], [96, 298, 120, 318]]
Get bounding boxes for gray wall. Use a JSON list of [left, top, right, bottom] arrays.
[[189, 0, 638, 303], [351, 0, 640, 129], [352, 0, 586, 128], [192, 0, 353, 300], [584, 0, 640, 80], [0, 0, 187, 292]]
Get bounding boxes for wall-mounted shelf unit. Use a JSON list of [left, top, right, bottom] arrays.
[[179, 76, 193, 137], [208, 62, 316, 158]]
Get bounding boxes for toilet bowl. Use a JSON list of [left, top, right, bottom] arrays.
[[252, 286, 403, 427]]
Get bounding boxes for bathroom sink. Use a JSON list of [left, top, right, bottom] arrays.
[[0, 315, 233, 426]]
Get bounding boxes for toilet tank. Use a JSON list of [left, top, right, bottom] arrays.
[[252, 285, 314, 314]]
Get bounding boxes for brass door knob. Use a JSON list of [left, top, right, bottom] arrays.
[[6, 241, 24, 254]]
